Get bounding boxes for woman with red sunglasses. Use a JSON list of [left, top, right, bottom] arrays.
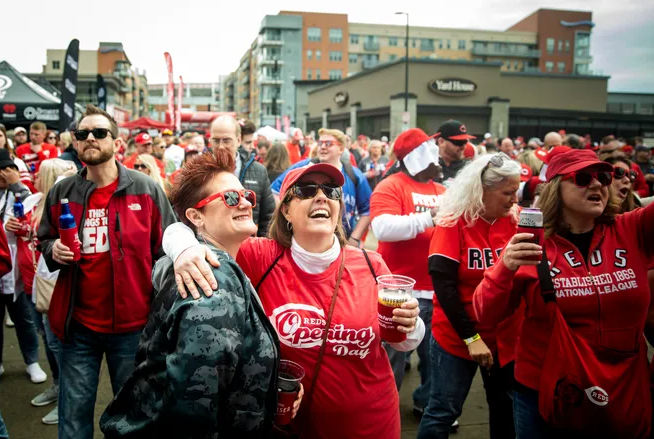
[[101, 150, 292, 438], [474, 149, 654, 438], [162, 162, 423, 439], [604, 156, 641, 213]]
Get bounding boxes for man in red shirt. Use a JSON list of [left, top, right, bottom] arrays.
[[37, 105, 175, 439], [14, 122, 59, 174], [370, 128, 447, 417], [123, 133, 165, 178], [286, 128, 309, 164]]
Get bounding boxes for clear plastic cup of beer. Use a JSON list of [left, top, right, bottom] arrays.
[[377, 274, 416, 343]]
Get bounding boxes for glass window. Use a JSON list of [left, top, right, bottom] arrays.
[[546, 38, 555, 54], [420, 38, 434, 51], [52, 60, 60, 70], [316, 70, 321, 80], [576, 32, 590, 47], [438, 39, 443, 49], [329, 51, 342, 62], [565, 40, 570, 52], [412, 38, 417, 48], [316, 50, 321, 60], [349, 54, 358, 64], [329, 69, 342, 80], [329, 28, 343, 43], [307, 69, 312, 80], [308, 28, 321, 42], [446, 39, 451, 49], [545, 61, 554, 72], [558, 40, 563, 52], [389, 54, 397, 61], [350, 34, 359, 44], [389, 37, 398, 47], [557, 62, 566, 73], [458, 40, 466, 50], [514, 60, 519, 70], [307, 50, 312, 60]]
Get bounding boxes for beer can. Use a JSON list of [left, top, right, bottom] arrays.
[[518, 208, 543, 229]]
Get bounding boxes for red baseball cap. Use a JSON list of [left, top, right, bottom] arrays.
[[535, 146, 572, 164], [546, 149, 614, 182], [520, 163, 533, 182], [135, 133, 152, 145], [393, 128, 438, 160], [279, 163, 345, 199], [464, 142, 476, 158], [185, 144, 201, 154]]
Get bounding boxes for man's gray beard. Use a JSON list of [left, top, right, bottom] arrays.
[[80, 148, 114, 166]]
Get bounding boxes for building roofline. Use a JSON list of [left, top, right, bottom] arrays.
[[348, 22, 536, 36], [607, 91, 654, 96], [501, 71, 610, 80]]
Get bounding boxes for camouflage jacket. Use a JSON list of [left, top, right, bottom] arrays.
[[100, 244, 280, 439]]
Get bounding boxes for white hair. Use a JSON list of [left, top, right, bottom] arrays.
[[437, 153, 521, 227]]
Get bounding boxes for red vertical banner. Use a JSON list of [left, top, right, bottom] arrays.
[[164, 52, 175, 130], [283, 115, 290, 135], [176, 76, 183, 134], [276, 117, 281, 131]]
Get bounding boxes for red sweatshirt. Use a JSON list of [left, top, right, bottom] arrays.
[[0, 225, 12, 277], [474, 202, 654, 391], [631, 163, 650, 198]]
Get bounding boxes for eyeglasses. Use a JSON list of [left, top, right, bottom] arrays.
[[480, 153, 510, 181], [210, 137, 234, 147], [613, 167, 637, 182], [448, 139, 467, 147], [562, 170, 613, 187], [47, 136, 57, 140], [194, 189, 256, 209], [317, 140, 340, 147], [134, 164, 148, 171], [73, 128, 114, 141], [291, 182, 342, 200]]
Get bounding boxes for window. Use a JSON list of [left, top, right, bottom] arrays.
[[52, 60, 60, 70], [420, 38, 434, 51], [446, 39, 451, 49], [329, 28, 342, 43], [307, 27, 321, 42], [316, 70, 321, 80], [329, 51, 342, 62], [558, 40, 563, 52], [350, 34, 359, 44], [316, 50, 321, 61], [458, 40, 466, 50], [389, 54, 397, 61], [412, 39, 417, 48], [349, 54, 358, 64], [307, 69, 312, 80], [329, 69, 342, 80], [514, 60, 519, 70], [389, 37, 398, 47], [557, 62, 566, 73], [307, 50, 312, 60], [565, 40, 570, 52], [505, 60, 510, 69], [438, 39, 443, 49], [545, 61, 554, 72], [546, 38, 555, 54]]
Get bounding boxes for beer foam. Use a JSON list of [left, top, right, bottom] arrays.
[[378, 289, 410, 307]]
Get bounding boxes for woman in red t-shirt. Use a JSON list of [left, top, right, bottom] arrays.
[[165, 163, 424, 439], [417, 153, 522, 439]]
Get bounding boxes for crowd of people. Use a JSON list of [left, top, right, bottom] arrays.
[[0, 106, 652, 439]]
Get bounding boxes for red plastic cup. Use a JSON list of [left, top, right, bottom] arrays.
[[276, 360, 305, 426], [517, 208, 544, 261], [377, 274, 416, 343]]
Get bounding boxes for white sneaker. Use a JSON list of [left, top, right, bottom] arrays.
[[42, 406, 58, 425], [0, 364, 4, 377], [26, 362, 47, 384], [5, 315, 13, 327]]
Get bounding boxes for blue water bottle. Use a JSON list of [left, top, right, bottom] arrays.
[[13, 194, 24, 219], [59, 199, 81, 262]]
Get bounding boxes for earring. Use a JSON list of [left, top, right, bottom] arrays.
[[286, 221, 293, 232]]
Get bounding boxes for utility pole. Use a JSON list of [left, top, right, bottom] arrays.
[[395, 12, 409, 112]]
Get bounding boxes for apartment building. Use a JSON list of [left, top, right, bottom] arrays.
[[148, 82, 221, 121]]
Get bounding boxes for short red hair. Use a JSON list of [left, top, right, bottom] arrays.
[[169, 149, 235, 230]]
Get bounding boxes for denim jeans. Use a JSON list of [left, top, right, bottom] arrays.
[[0, 292, 39, 365], [0, 409, 7, 439], [416, 338, 515, 439], [24, 299, 59, 383], [513, 383, 577, 439], [384, 297, 433, 409], [58, 321, 141, 439]]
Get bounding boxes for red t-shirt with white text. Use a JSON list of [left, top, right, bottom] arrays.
[[370, 171, 446, 290], [15, 143, 59, 173], [74, 178, 118, 332], [237, 239, 400, 439]]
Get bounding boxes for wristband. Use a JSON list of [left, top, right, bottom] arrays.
[[349, 237, 361, 243], [464, 334, 481, 346]]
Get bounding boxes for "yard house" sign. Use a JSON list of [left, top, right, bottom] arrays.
[[428, 78, 477, 97]]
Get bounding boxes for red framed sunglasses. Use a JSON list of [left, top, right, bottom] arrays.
[[194, 189, 256, 209], [562, 170, 613, 187]]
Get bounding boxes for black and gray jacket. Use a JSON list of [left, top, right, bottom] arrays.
[[238, 147, 275, 237]]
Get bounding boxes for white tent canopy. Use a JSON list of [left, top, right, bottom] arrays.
[[255, 125, 288, 142]]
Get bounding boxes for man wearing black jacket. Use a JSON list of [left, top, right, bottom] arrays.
[[209, 116, 274, 237]]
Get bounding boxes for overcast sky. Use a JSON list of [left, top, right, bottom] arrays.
[[4, 0, 653, 92]]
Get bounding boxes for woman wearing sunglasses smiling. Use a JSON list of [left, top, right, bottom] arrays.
[[163, 162, 423, 439], [101, 149, 291, 438], [474, 149, 654, 438]]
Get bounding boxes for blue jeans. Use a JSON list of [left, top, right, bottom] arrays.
[[58, 321, 141, 439], [0, 292, 39, 365], [25, 300, 59, 383], [0, 409, 8, 439], [416, 338, 515, 439], [513, 384, 577, 439], [384, 297, 432, 409]]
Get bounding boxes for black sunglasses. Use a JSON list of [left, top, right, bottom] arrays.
[[448, 139, 467, 147], [613, 167, 637, 182], [563, 171, 613, 187], [480, 153, 511, 181], [134, 164, 148, 171], [292, 182, 342, 200], [73, 128, 114, 141]]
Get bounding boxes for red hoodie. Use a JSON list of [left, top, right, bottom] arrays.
[[474, 202, 654, 391], [0, 225, 12, 277]]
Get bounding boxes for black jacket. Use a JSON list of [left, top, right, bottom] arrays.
[[238, 147, 275, 237], [59, 145, 83, 171]]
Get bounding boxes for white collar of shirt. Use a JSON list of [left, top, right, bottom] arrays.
[[291, 235, 340, 274]]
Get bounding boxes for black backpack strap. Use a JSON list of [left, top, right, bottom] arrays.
[[361, 248, 378, 283], [536, 246, 556, 303], [341, 159, 359, 190], [255, 249, 285, 291]]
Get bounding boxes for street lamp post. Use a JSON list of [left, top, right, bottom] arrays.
[[395, 12, 409, 112]]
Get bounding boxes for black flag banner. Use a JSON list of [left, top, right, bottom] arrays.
[[97, 74, 106, 110], [58, 39, 79, 131]]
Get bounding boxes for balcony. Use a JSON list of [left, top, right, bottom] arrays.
[[363, 41, 380, 51], [259, 76, 283, 85], [261, 36, 283, 46], [362, 59, 379, 69], [522, 66, 540, 73], [241, 74, 251, 85], [471, 45, 541, 58], [113, 69, 130, 78], [261, 97, 284, 104], [259, 57, 284, 66]]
